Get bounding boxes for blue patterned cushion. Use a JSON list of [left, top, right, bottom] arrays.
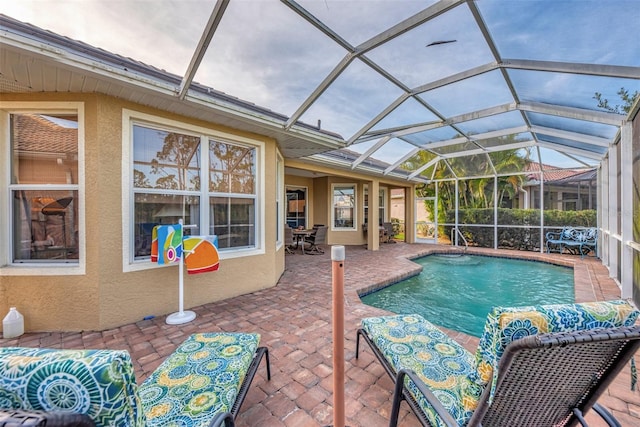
[[362, 315, 481, 427], [0, 347, 144, 426], [471, 300, 639, 402], [139, 332, 260, 427]]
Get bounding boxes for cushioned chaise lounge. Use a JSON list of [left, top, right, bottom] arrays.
[[356, 300, 640, 427], [0, 332, 270, 427]]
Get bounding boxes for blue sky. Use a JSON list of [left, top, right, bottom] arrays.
[[4, 0, 639, 169]]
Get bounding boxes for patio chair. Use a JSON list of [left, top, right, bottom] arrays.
[[356, 300, 640, 427], [284, 225, 295, 254], [304, 225, 327, 254], [382, 222, 395, 243]]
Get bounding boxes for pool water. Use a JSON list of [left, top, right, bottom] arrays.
[[360, 254, 574, 337]]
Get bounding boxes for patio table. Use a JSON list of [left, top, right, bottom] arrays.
[[292, 229, 314, 254]]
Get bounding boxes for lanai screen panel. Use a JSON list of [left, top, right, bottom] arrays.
[[3, 0, 640, 179]]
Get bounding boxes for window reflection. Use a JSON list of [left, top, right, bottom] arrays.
[[131, 122, 259, 259], [133, 194, 200, 259], [333, 185, 355, 229], [10, 113, 79, 262]]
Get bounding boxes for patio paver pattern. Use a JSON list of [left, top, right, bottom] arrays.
[[2, 243, 639, 426]]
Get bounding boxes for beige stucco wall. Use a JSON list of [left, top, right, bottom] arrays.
[[284, 160, 415, 247], [1, 92, 283, 332]]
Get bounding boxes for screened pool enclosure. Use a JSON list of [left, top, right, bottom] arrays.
[[1, 0, 639, 304]]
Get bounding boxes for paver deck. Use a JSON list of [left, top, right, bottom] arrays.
[[2, 243, 639, 426]]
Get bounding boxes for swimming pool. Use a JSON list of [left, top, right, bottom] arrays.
[[360, 254, 574, 337]]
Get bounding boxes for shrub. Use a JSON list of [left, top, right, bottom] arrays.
[[443, 208, 596, 250]]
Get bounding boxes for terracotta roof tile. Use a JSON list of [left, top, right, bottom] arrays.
[[14, 114, 77, 154], [524, 162, 592, 182]]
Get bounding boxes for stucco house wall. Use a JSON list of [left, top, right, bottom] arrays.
[[1, 92, 283, 332], [1, 92, 416, 333]]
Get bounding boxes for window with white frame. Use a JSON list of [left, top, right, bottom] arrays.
[[332, 184, 356, 230], [208, 139, 256, 249], [130, 117, 260, 262], [364, 186, 387, 226], [286, 186, 307, 229], [6, 111, 81, 264]]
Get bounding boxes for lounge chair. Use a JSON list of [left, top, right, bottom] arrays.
[[356, 300, 640, 427], [0, 332, 270, 427], [0, 409, 95, 426]]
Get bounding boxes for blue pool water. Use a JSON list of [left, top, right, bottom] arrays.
[[360, 254, 574, 337]]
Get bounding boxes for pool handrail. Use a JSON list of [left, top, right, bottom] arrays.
[[450, 226, 468, 251]]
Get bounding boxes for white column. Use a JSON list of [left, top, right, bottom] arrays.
[[620, 123, 633, 298], [539, 173, 544, 253], [600, 160, 609, 265], [493, 176, 498, 250], [608, 143, 619, 280], [367, 180, 380, 251]]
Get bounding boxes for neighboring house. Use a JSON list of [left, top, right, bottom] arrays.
[[519, 163, 597, 211], [390, 189, 405, 222], [1, 16, 416, 333]]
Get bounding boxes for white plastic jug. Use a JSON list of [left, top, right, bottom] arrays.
[[3, 307, 24, 339]]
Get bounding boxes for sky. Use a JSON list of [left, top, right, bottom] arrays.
[[3, 0, 640, 170]]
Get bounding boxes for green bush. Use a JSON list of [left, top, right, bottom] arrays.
[[443, 208, 596, 250]]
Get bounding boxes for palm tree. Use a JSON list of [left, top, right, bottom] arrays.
[[405, 136, 530, 218]]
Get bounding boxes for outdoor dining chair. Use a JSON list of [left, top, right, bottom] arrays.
[[304, 225, 327, 254], [284, 225, 295, 254], [382, 222, 395, 243]]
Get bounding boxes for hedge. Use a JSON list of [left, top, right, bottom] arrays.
[[443, 208, 597, 250]]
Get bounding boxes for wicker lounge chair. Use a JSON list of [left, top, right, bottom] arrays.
[[356, 300, 640, 427], [0, 333, 270, 427], [0, 409, 95, 426]]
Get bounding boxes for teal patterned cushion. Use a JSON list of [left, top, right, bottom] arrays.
[[0, 347, 144, 426], [139, 332, 260, 427], [362, 315, 481, 427], [471, 300, 639, 402]]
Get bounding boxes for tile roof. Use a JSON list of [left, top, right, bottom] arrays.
[[524, 162, 595, 183], [14, 114, 77, 154]]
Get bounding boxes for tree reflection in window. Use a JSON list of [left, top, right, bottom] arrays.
[[209, 140, 257, 249], [209, 140, 255, 194], [133, 126, 201, 191], [131, 123, 259, 258]]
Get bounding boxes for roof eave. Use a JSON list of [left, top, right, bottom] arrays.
[[0, 15, 346, 156]]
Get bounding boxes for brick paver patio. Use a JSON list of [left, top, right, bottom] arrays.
[[2, 243, 639, 426]]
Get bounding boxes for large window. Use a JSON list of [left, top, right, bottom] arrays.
[[209, 140, 256, 249], [133, 125, 201, 259], [332, 184, 356, 230], [129, 114, 260, 263], [7, 112, 81, 265]]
